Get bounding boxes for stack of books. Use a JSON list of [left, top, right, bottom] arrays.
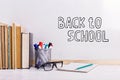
[[0, 23, 35, 69]]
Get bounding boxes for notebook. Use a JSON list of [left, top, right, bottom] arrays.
[[57, 63, 97, 73]]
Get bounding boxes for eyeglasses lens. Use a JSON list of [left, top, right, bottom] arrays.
[[56, 62, 63, 69], [44, 63, 53, 71]]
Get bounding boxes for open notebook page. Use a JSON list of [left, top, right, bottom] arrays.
[[57, 63, 97, 73]]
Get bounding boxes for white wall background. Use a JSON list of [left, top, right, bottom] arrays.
[[0, 0, 120, 60]]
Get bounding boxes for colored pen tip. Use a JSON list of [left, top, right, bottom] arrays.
[[48, 42, 53, 47], [39, 42, 43, 45], [34, 44, 39, 49]]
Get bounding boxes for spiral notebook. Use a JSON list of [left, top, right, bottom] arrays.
[[57, 63, 97, 73]]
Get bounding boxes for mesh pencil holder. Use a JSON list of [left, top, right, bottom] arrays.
[[35, 48, 51, 68]]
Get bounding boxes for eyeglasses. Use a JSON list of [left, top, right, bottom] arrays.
[[38, 61, 63, 71]]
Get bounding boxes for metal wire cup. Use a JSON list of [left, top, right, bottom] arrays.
[[35, 48, 52, 68]]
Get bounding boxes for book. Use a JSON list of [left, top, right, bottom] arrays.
[[16, 26, 22, 69], [0, 26, 2, 69], [8, 26, 12, 69], [29, 33, 35, 67], [57, 63, 97, 73], [1, 26, 5, 69], [22, 33, 29, 68], [11, 23, 22, 69], [4, 25, 8, 69], [11, 23, 16, 69]]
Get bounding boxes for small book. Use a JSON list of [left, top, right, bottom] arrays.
[[57, 63, 97, 73]]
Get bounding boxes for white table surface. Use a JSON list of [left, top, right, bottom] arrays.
[[0, 65, 120, 80]]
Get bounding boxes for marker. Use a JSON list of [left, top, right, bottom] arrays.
[[75, 64, 93, 70], [39, 42, 43, 49], [34, 44, 39, 50], [48, 42, 53, 48], [44, 44, 48, 49]]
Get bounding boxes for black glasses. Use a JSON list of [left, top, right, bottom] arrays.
[[38, 61, 63, 71]]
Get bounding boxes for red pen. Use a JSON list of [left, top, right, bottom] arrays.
[[39, 42, 43, 49]]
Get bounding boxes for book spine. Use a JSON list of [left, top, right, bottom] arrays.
[[1, 26, 5, 69], [29, 33, 35, 67], [8, 26, 12, 69], [11, 23, 15, 69], [5, 26, 8, 69], [16, 26, 22, 69], [22, 33, 29, 69], [0, 26, 2, 69]]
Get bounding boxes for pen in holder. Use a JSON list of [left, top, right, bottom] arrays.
[[34, 42, 53, 69], [35, 48, 51, 68]]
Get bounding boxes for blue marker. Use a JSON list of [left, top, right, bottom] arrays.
[[34, 44, 39, 50], [44, 44, 48, 49]]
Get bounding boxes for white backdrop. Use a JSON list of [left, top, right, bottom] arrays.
[[0, 0, 120, 60]]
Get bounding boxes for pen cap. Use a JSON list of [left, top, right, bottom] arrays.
[[34, 44, 39, 50], [44, 44, 48, 49], [39, 42, 43, 48], [48, 42, 53, 48]]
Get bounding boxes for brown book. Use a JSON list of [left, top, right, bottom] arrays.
[[11, 23, 16, 69], [16, 26, 22, 69], [0, 26, 2, 69], [4, 26, 8, 69], [1, 26, 5, 69]]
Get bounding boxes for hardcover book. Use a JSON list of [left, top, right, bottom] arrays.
[[22, 33, 29, 68]]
